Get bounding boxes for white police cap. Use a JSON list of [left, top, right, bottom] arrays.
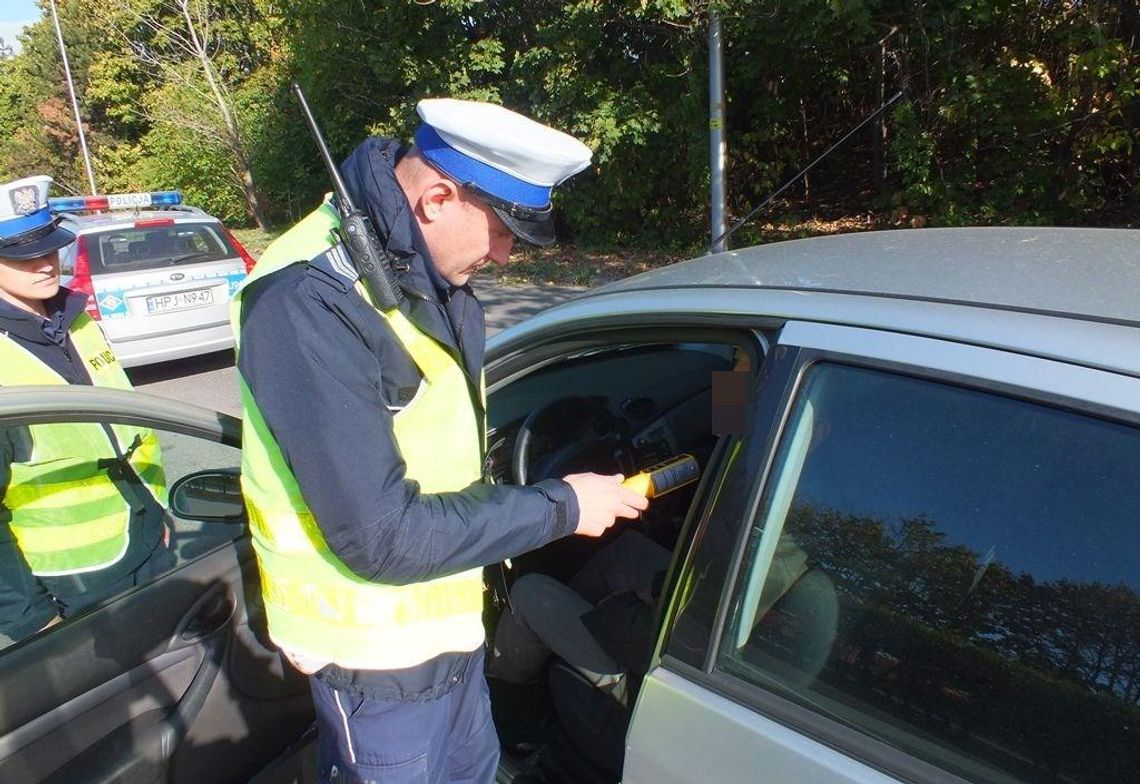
[[0, 175, 75, 261], [414, 98, 592, 246]]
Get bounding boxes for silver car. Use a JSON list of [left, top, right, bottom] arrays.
[[487, 226, 1140, 784], [0, 227, 1136, 784], [52, 191, 253, 367]]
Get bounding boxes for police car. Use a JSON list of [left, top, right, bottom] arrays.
[[49, 191, 255, 367]]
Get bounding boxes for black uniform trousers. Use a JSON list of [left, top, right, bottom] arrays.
[[310, 647, 499, 784]]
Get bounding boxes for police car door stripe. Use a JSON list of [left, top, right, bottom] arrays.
[[327, 244, 357, 281]]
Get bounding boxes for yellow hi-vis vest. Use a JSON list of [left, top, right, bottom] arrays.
[[232, 202, 487, 671], [0, 314, 167, 576]]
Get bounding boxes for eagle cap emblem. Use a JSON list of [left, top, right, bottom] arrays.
[[10, 185, 40, 216]]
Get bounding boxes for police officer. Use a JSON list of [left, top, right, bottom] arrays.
[[0, 175, 172, 645], [234, 99, 649, 782]]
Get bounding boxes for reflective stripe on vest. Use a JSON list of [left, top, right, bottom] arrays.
[[233, 205, 487, 670], [0, 314, 167, 576]]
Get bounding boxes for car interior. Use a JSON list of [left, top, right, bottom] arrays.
[[481, 330, 765, 784], [241, 328, 769, 783], [0, 404, 314, 784]]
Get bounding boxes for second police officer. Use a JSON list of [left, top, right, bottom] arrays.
[[0, 175, 172, 646], [233, 99, 649, 782]]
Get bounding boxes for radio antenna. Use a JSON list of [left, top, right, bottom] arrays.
[[709, 91, 904, 253]]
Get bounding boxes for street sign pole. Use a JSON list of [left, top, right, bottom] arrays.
[[708, 9, 727, 254]]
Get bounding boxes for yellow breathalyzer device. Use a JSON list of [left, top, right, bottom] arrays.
[[622, 454, 700, 498]]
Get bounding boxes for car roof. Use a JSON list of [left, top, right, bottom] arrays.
[[488, 227, 1140, 382], [596, 227, 1140, 326], [59, 208, 216, 231]]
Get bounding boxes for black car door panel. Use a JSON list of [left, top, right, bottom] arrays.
[[0, 539, 311, 784]]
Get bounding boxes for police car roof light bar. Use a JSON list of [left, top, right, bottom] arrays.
[[49, 191, 183, 213]]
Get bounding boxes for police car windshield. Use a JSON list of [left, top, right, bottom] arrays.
[[83, 222, 236, 274]]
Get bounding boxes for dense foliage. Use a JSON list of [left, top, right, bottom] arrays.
[[1, 1, 1136, 250]]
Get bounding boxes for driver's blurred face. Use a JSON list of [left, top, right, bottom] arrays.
[[0, 250, 60, 316]]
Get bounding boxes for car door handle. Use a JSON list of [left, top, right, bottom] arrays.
[[39, 585, 237, 784], [164, 585, 235, 749], [179, 588, 234, 643]]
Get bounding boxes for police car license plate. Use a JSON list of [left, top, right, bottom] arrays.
[[146, 288, 214, 314]]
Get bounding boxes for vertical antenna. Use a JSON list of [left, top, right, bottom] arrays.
[[48, 0, 97, 195]]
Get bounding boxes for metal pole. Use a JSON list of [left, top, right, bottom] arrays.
[[48, 0, 97, 195], [708, 10, 727, 254]]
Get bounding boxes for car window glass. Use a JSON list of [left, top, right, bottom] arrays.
[[57, 244, 75, 276], [88, 222, 235, 274], [157, 428, 244, 561], [0, 420, 243, 651], [719, 362, 1140, 784], [663, 344, 797, 669]]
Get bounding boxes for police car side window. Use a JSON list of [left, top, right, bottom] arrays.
[[718, 363, 1140, 784]]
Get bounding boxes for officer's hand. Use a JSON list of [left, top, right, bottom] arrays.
[[562, 472, 649, 538]]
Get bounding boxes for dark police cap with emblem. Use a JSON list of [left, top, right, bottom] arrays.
[[414, 99, 593, 247], [0, 175, 76, 261]]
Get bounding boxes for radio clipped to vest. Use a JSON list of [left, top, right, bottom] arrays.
[[293, 82, 404, 312]]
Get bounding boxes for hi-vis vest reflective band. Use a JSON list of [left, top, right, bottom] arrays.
[[231, 202, 487, 671], [0, 314, 167, 576]]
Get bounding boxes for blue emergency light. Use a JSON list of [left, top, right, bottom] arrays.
[[49, 191, 183, 213]]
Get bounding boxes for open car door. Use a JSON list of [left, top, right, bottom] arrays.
[[0, 386, 313, 784]]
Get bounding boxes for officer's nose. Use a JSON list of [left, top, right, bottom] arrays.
[[33, 253, 59, 274]]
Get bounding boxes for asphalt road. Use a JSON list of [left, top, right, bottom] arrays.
[[126, 282, 586, 414]]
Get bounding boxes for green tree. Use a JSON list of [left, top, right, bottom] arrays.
[[96, 0, 276, 227]]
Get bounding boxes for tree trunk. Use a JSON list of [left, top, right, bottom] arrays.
[[180, 0, 269, 229], [874, 26, 899, 193]]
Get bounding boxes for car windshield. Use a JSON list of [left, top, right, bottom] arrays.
[[85, 221, 236, 273]]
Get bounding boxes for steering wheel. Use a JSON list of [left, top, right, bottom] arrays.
[[512, 396, 636, 485]]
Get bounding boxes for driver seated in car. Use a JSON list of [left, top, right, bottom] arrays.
[[487, 347, 771, 697], [487, 529, 670, 703]]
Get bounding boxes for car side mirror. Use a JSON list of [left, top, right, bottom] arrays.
[[169, 469, 246, 523]]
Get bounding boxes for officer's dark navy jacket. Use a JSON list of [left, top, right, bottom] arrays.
[[238, 138, 579, 701], [1, 289, 90, 382], [0, 290, 168, 642]]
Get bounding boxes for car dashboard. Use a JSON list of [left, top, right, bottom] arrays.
[[485, 343, 735, 487]]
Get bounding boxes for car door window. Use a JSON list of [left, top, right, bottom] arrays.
[[0, 419, 242, 650], [719, 362, 1140, 784]]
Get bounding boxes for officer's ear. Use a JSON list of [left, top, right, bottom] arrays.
[[417, 178, 461, 224]]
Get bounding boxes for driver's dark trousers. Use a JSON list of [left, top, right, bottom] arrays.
[[486, 530, 670, 686], [310, 647, 499, 784]]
